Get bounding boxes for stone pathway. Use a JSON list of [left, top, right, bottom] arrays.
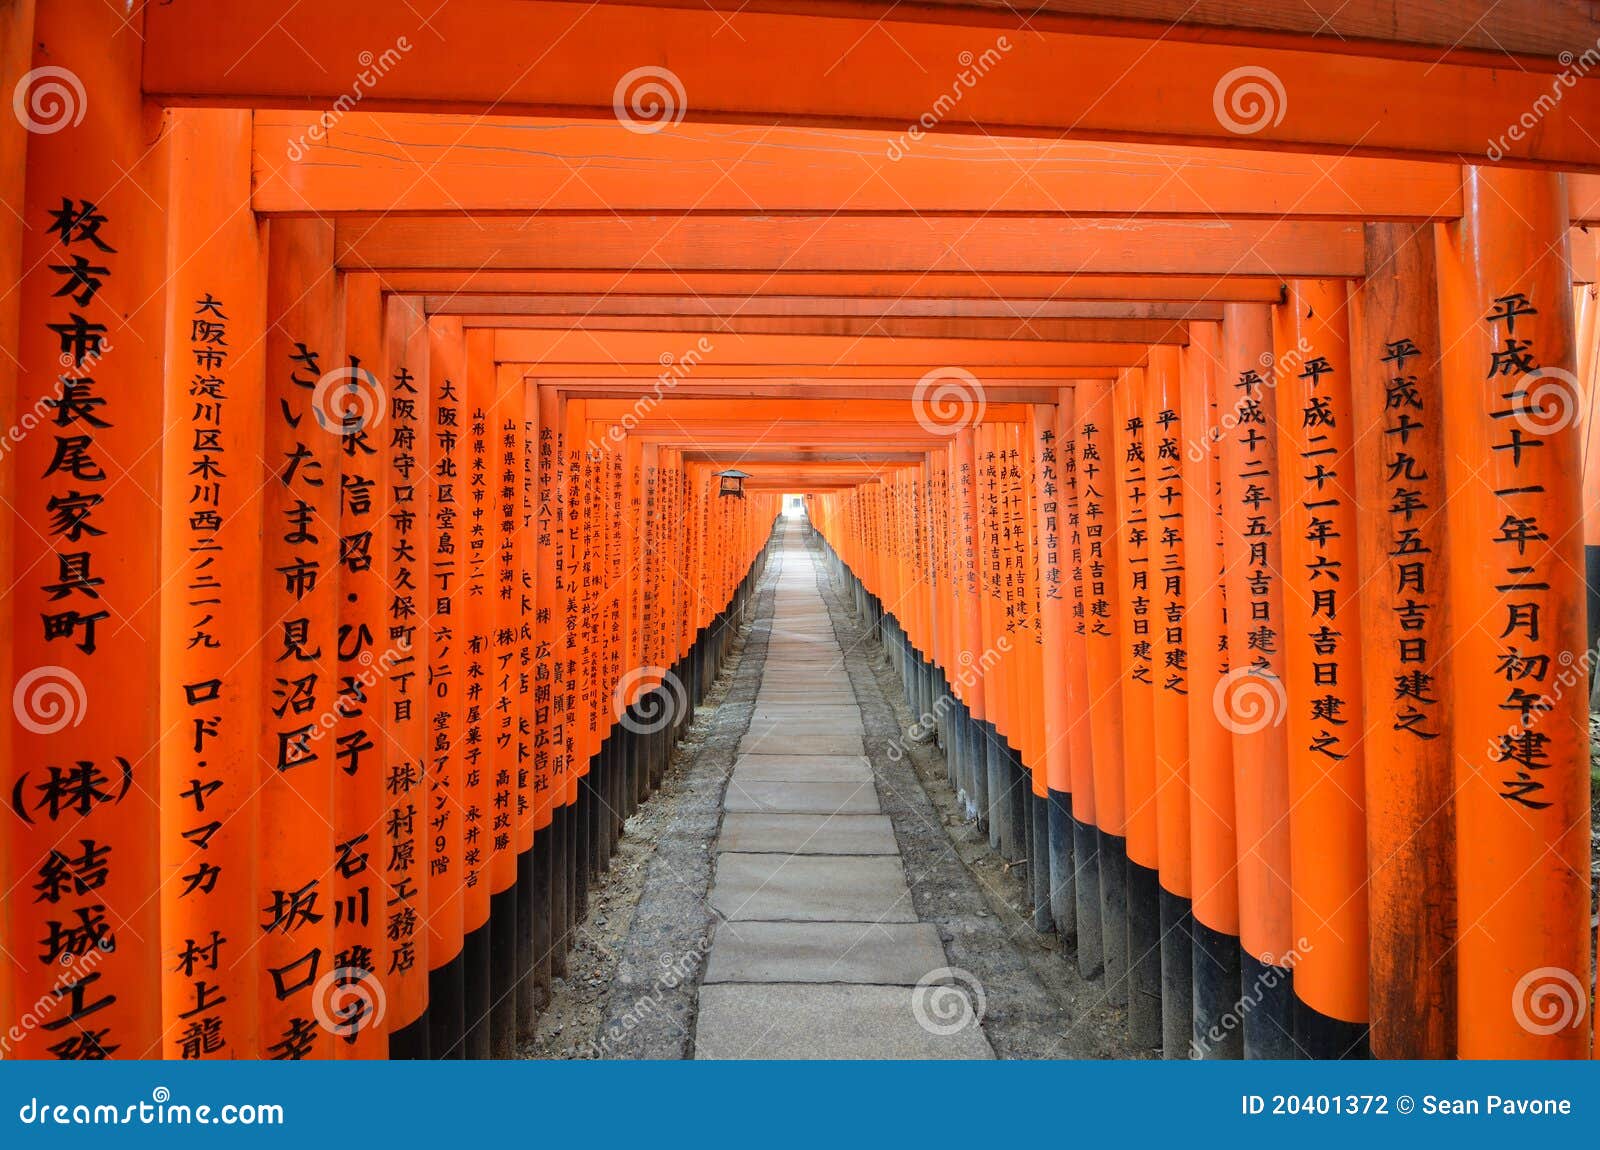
[[695, 519, 995, 1059]]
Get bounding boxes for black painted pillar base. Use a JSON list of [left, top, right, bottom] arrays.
[[1072, 816, 1104, 980], [1295, 997, 1371, 1060], [1098, 829, 1129, 1007], [985, 724, 1006, 851], [515, 846, 537, 1041], [1158, 887, 1194, 1059], [1046, 788, 1076, 946], [427, 950, 467, 1059], [1030, 791, 1052, 933], [1126, 860, 1162, 1049], [489, 885, 518, 1058], [1240, 950, 1299, 1059], [531, 825, 552, 1013], [388, 1009, 430, 1059], [463, 922, 493, 1059], [967, 710, 988, 831], [1190, 918, 1243, 1060]]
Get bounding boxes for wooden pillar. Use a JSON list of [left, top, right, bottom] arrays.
[[0, 0, 33, 1043], [330, 271, 390, 1058], [257, 218, 338, 1061], [1031, 403, 1077, 946], [1216, 303, 1297, 1058], [1437, 166, 1590, 1060], [460, 328, 497, 1057], [5, 0, 167, 1058], [487, 362, 524, 1057], [424, 316, 468, 1057], [1145, 344, 1193, 1058], [1077, 378, 1129, 1007], [1348, 223, 1457, 1059], [1113, 365, 1160, 1047], [1272, 279, 1371, 1058], [954, 428, 987, 824], [1180, 321, 1243, 1059], [1061, 384, 1104, 980], [158, 108, 265, 1060], [380, 295, 429, 1057]]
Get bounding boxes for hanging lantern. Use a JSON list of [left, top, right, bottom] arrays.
[[715, 468, 750, 498]]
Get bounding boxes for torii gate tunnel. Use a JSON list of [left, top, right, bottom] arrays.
[[2, 0, 1600, 1064]]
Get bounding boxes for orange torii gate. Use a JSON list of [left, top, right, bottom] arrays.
[[2, 0, 1598, 1066]]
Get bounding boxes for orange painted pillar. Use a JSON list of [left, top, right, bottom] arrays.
[[1437, 166, 1590, 1059], [424, 315, 468, 1056], [1579, 284, 1600, 680], [1145, 344, 1192, 1058], [1347, 223, 1456, 1059], [1272, 279, 1371, 1058], [330, 271, 390, 1058], [1113, 365, 1160, 1047], [1060, 384, 1104, 979], [380, 294, 429, 1056], [158, 108, 265, 1060], [257, 218, 338, 1062], [953, 428, 988, 824], [5, 0, 167, 1060], [1179, 323, 1243, 1058], [517, 375, 544, 1041], [486, 363, 525, 1057], [0, 0, 32, 1045], [535, 384, 573, 988], [1216, 302, 1297, 1058], [1017, 415, 1051, 934], [1077, 377, 1130, 1007], [1031, 402, 1075, 944], [459, 328, 496, 1058]]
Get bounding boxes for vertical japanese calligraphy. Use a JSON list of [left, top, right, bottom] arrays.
[[159, 109, 265, 1061], [1437, 167, 1589, 1059]]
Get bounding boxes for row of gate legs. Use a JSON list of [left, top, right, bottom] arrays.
[[817, 533, 1366, 1060], [386, 549, 770, 1059]]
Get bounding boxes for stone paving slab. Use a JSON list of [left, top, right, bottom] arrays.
[[737, 730, 867, 756], [731, 754, 872, 782], [723, 779, 880, 815], [694, 984, 994, 1059], [710, 853, 914, 922], [717, 812, 897, 855], [749, 705, 865, 728], [752, 697, 864, 706], [703, 920, 949, 985]]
